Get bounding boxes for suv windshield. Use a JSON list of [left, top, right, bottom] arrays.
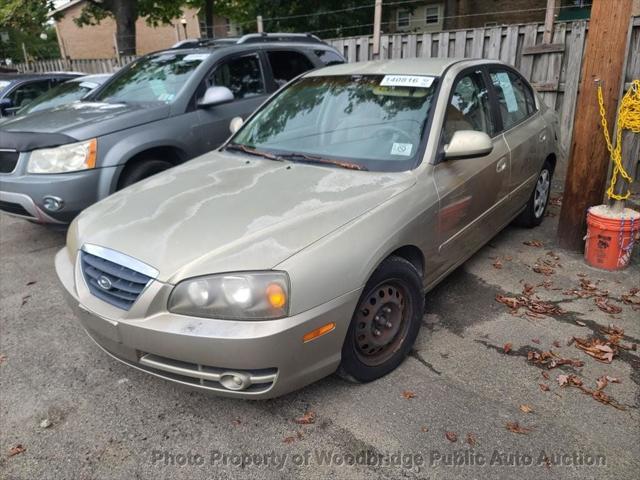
[[92, 52, 209, 104], [231, 74, 437, 171]]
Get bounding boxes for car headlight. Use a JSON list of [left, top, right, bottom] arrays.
[[27, 138, 97, 174], [168, 272, 289, 320]]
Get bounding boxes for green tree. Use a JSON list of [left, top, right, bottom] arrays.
[[213, 0, 377, 38]]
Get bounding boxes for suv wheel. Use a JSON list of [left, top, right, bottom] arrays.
[[339, 256, 424, 383], [118, 159, 173, 189]]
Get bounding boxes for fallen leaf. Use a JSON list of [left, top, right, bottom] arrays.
[[523, 240, 544, 247], [8, 444, 25, 457], [21, 295, 31, 307], [552, 340, 561, 348], [541, 371, 550, 380], [519, 404, 534, 413], [606, 376, 620, 383], [466, 432, 477, 447], [503, 343, 512, 354], [445, 431, 457, 442], [557, 374, 569, 386], [596, 376, 608, 391], [595, 297, 622, 314], [492, 258, 503, 269], [282, 436, 296, 444], [531, 338, 541, 344], [539, 383, 550, 392], [621, 288, 640, 305], [231, 418, 241, 426], [506, 421, 532, 434], [0, 354, 6, 365], [294, 411, 316, 425], [421, 425, 429, 432], [401, 390, 416, 399]]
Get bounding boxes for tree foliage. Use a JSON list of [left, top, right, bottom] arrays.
[[213, 0, 378, 38]]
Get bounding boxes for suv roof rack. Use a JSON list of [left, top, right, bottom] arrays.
[[171, 33, 324, 50]]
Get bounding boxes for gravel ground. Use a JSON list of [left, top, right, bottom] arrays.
[[1, 177, 639, 480]]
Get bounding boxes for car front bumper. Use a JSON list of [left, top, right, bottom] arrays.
[[55, 248, 361, 399], [0, 167, 114, 224]]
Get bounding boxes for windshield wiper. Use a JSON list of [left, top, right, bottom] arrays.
[[277, 152, 368, 171], [224, 143, 284, 162]]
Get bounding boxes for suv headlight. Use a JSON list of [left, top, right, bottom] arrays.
[[27, 138, 97, 174], [168, 272, 289, 320]]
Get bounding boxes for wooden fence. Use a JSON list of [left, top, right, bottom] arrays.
[[13, 55, 138, 75]]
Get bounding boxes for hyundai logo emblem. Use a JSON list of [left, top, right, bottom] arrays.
[[97, 275, 113, 290]]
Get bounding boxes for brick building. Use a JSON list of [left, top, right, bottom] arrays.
[[51, 0, 239, 60]]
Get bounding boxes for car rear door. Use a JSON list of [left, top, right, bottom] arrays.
[[433, 67, 511, 269], [487, 66, 546, 216], [191, 52, 270, 152]]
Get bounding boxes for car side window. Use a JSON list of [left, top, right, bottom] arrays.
[[210, 54, 265, 100], [267, 50, 315, 88], [489, 69, 533, 130], [443, 71, 493, 144], [313, 49, 344, 67], [8, 80, 51, 107]]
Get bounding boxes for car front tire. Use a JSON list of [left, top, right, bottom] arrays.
[[339, 256, 424, 383], [118, 159, 173, 189]]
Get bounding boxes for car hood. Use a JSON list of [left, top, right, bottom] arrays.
[[73, 151, 416, 283], [0, 101, 169, 142]]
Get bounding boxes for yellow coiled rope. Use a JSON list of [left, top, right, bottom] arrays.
[[597, 79, 640, 201]]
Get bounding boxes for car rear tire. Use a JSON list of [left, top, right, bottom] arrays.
[[515, 160, 553, 228], [118, 159, 173, 189], [339, 256, 424, 383]]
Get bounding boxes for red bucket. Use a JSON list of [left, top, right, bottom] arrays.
[[584, 205, 640, 271]]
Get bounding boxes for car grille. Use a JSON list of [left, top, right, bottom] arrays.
[[0, 150, 19, 173], [0, 200, 32, 217], [80, 251, 152, 310]]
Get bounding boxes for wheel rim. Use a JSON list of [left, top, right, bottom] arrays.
[[533, 169, 550, 218], [353, 279, 412, 366]]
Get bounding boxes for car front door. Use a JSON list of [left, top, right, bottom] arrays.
[[488, 67, 546, 216], [191, 53, 269, 153], [432, 68, 511, 272]]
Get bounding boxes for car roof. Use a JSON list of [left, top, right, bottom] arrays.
[[0, 72, 83, 82], [304, 58, 489, 77]]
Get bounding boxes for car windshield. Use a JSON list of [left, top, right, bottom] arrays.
[[16, 81, 94, 115], [92, 52, 209, 104], [231, 74, 438, 171]]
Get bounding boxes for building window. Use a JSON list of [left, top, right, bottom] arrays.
[[425, 6, 440, 24], [397, 9, 410, 28]]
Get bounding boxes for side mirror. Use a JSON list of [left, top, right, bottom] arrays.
[[0, 98, 13, 116], [229, 116, 243, 134], [197, 86, 234, 108], [444, 130, 493, 160]]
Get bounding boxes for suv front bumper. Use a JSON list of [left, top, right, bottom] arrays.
[[55, 248, 360, 399]]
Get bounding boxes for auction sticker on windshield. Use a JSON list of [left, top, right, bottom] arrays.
[[380, 75, 434, 88]]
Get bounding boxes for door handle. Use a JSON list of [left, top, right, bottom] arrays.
[[496, 157, 507, 173]]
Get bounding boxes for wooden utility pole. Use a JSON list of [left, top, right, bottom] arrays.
[[542, 0, 557, 43], [557, 0, 634, 251], [372, 0, 383, 59]]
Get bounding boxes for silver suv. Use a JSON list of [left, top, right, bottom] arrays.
[[0, 34, 344, 224]]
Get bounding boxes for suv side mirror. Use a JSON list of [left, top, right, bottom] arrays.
[[444, 130, 493, 160], [197, 86, 234, 108], [229, 116, 243, 134]]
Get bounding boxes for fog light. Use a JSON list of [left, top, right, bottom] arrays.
[[220, 372, 251, 391], [42, 196, 64, 212]]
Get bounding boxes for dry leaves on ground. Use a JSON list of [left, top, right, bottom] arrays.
[[539, 383, 550, 392], [466, 433, 477, 447], [421, 425, 429, 432], [528, 350, 584, 369], [503, 343, 512, 354], [556, 374, 625, 410], [445, 431, 458, 442], [506, 422, 533, 434], [0, 354, 6, 365], [594, 297, 623, 314], [621, 288, 640, 308], [283, 432, 304, 444], [519, 404, 534, 413], [523, 240, 544, 248], [294, 411, 316, 425], [8, 444, 25, 457], [573, 324, 634, 364], [401, 390, 416, 399], [564, 278, 609, 298], [495, 284, 564, 318], [492, 258, 503, 269]]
